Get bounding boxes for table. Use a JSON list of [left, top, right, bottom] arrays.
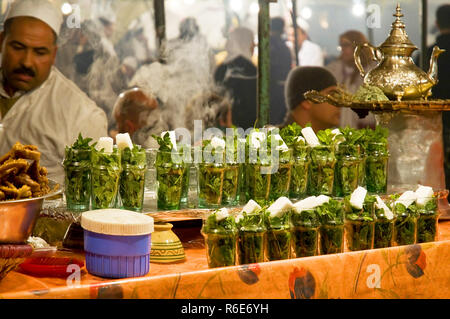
[[1, 220, 449, 299]]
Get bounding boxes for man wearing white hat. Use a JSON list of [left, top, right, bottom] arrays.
[[0, 0, 108, 183], [290, 19, 324, 67]]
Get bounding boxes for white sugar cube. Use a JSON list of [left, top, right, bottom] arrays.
[[395, 190, 417, 209], [293, 196, 317, 213], [268, 196, 293, 218], [242, 199, 261, 215], [116, 133, 133, 150], [315, 195, 331, 207], [350, 186, 367, 210], [301, 127, 320, 147], [415, 185, 434, 206], [215, 208, 229, 221], [96, 137, 113, 153], [375, 195, 394, 220]]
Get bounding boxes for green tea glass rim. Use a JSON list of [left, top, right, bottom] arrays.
[[201, 228, 238, 235], [91, 165, 121, 170], [63, 161, 91, 168], [336, 144, 360, 151], [121, 163, 147, 170]]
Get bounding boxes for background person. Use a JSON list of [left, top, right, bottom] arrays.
[[0, 0, 107, 183], [423, 4, 450, 189], [214, 26, 257, 131], [270, 17, 292, 126], [287, 20, 324, 67], [281, 66, 340, 133], [326, 30, 376, 129], [111, 87, 167, 149]]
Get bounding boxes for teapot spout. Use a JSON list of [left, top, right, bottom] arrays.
[[427, 45, 445, 85]]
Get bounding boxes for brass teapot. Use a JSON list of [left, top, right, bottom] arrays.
[[354, 4, 445, 101]]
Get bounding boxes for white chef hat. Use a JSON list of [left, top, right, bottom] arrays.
[[4, 0, 63, 36], [296, 17, 310, 33]]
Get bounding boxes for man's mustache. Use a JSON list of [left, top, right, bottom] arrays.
[[13, 66, 35, 77]]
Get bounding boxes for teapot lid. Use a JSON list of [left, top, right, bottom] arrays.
[[380, 3, 417, 50]]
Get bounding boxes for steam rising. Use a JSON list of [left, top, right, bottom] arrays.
[[56, 11, 223, 143], [56, 19, 120, 128], [130, 34, 216, 132]]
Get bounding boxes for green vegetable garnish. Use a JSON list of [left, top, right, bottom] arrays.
[[316, 199, 344, 254], [91, 146, 121, 209], [353, 84, 389, 102], [198, 164, 225, 208], [221, 132, 241, 206], [63, 133, 95, 211], [236, 209, 266, 264], [344, 194, 376, 251], [119, 145, 147, 211], [244, 163, 271, 206], [264, 209, 292, 261], [269, 160, 292, 200], [334, 127, 364, 197], [202, 210, 237, 268], [280, 123, 303, 150], [222, 164, 240, 205], [417, 197, 438, 243], [152, 132, 176, 152], [291, 208, 320, 257], [316, 128, 336, 146], [153, 132, 186, 210], [393, 201, 418, 246], [308, 145, 336, 196], [279, 124, 310, 199], [365, 127, 389, 194], [373, 199, 395, 249], [198, 138, 226, 208]]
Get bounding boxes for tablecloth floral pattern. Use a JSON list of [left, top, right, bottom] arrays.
[[1, 222, 449, 299]]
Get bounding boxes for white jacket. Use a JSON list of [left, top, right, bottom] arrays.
[[0, 67, 108, 184], [298, 39, 324, 67]]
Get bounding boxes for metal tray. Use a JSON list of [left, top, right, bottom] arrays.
[[304, 89, 450, 112]]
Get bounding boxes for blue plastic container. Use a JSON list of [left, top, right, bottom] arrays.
[[81, 209, 154, 279]]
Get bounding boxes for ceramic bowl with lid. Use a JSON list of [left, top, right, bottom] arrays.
[[81, 208, 154, 278]]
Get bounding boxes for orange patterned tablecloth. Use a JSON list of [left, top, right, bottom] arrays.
[[1, 221, 450, 299]]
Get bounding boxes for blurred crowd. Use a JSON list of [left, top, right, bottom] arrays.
[[55, 13, 382, 147]]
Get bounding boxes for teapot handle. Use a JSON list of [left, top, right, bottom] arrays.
[[354, 43, 382, 77]]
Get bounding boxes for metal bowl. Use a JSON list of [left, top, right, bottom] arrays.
[[0, 180, 61, 244]]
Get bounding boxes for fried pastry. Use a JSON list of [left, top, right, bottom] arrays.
[[0, 159, 29, 179], [17, 185, 32, 199], [14, 173, 41, 192], [0, 142, 51, 201]]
